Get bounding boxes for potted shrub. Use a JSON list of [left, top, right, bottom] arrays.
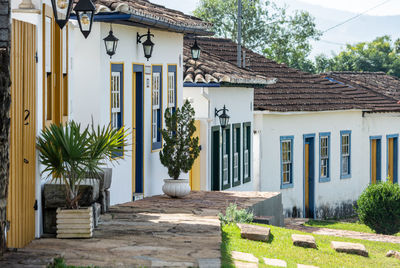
[[37, 121, 128, 238], [160, 100, 200, 198]]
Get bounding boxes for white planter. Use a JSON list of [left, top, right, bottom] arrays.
[[56, 207, 93, 239], [162, 179, 191, 198]]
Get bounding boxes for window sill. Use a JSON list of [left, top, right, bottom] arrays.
[[281, 183, 293, 189], [233, 180, 241, 187], [319, 177, 330, 183], [222, 183, 231, 190], [243, 177, 251, 184], [340, 174, 351, 180]]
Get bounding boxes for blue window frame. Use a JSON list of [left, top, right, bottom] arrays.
[[340, 130, 351, 179], [280, 136, 294, 189], [386, 134, 398, 184], [111, 63, 124, 157], [319, 132, 330, 182], [167, 65, 177, 114], [151, 65, 162, 150]]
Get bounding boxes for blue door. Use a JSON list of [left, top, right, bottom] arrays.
[[304, 136, 315, 218], [133, 64, 144, 195]]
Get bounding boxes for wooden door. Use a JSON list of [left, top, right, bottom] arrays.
[[190, 120, 201, 191], [7, 20, 37, 248], [371, 140, 377, 184]]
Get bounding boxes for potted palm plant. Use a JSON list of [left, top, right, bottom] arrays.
[[160, 100, 200, 198], [37, 121, 128, 238]]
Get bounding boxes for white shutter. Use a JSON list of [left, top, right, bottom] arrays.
[[233, 152, 239, 181], [152, 73, 160, 143], [62, 27, 67, 74], [111, 72, 121, 129], [244, 150, 249, 178], [223, 154, 229, 184], [45, 17, 51, 73], [168, 72, 175, 108]]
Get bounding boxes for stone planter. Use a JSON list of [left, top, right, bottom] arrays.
[[56, 207, 93, 239], [162, 179, 191, 198]]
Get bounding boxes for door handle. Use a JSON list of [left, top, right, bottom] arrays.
[[24, 109, 30, 125], [24, 158, 29, 164]]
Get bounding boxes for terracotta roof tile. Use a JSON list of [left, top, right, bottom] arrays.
[[91, 0, 212, 34], [183, 43, 276, 86], [184, 37, 400, 113]]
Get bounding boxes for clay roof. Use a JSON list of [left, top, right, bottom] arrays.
[[183, 44, 276, 86], [325, 72, 400, 101], [90, 0, 212, 35], [184, 37, 400, 113]]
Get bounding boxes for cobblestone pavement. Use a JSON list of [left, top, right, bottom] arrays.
[[1, 191, 279, 267], [285, 218, 400, 244]]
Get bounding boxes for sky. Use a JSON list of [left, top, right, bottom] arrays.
[[150, 0, 400, 16]]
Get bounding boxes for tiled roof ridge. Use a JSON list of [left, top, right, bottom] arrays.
[[324, 73, 400, 104], [92, 0, 212, 30], [326, 71, 387, 75]]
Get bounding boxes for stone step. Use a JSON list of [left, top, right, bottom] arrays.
[[237, 223, 270, 242], [56, 218, 93, 224], [292, 234, 317, 249], [263, 257, 287, 267], [57, 227, 93, 234], [57, 232, 93, 239], [57, 223, 93, 229], [331, 241, 368, 257], [231, 251, 259, 263]]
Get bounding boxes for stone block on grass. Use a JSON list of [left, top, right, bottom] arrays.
[[237, 223, 270, 242], [291, 234, 317, 249], [263, 257, 287, 267], [231, 251, 259, 263], [386, 250, 400, 260], [297, 264, 319, 268], [331, 241, 368, 257]]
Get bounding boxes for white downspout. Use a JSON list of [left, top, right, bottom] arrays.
[[201, 87, 213, 191]]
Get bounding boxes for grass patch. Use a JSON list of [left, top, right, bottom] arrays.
[[221, 223, 400, 267], [305, 220, 400, 236]]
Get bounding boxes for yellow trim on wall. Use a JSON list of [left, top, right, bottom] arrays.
[[151, 64, 163, 153], [110, 61, 125, 159], [132, 63, 146, 197]]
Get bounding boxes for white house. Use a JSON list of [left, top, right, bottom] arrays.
[[189, 37, 400, 219], [8, 0, 211, 248], [182, 42, 276, 192]]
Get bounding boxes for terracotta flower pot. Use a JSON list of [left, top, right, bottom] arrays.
[[56, 207, 93, 238], [162, 179, 191, 198]]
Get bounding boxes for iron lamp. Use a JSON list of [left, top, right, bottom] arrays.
[[137, 29, 155, 61], [103, 25, 119, 58], [191, 39, 201, 61], [215, 105, 230, 129], [50, 0, 74, 29], [74, 0, 95, 39]]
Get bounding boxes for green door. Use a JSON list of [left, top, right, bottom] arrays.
[[211, 126, 220, 191]]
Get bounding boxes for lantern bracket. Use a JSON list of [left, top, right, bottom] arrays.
[[137, 29, 154, 44]]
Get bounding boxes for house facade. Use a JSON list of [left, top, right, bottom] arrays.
[[182, 42, 276, 192], [189, 37, 400, 219], [8, 0, 210, 248]]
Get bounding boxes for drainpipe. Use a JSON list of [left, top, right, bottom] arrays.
[[201, 87, 212, 191]]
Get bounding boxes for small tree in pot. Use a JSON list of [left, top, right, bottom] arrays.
[[37, 121, 129, 238], [160, 100, 200, 198]]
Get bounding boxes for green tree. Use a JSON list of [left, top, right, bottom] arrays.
[[159, 101, 200, 180], [315, 36, 400, 77], [194, 0, 321, 72]]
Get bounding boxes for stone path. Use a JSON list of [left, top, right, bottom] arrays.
[[285, 218, 400, 244], [1, 191, 279, 267]]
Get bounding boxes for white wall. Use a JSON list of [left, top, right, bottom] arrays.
[[255, 110, 400, 218], [184, 86, 256, 191], [70, 22, 184, 205]]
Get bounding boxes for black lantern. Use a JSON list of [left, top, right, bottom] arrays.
[[50, 0, 74, 29], [215, 105, 230, 129], [103, 25, 119, 58], [191, 39, 201, 61], [137, 29, 155, 61], [74, 0, 95, 39]]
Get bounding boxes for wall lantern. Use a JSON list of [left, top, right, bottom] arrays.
[[50, 0, 74, 29], [137, 29, 155, 61], [215, 105, 230, 129], [74, 0, 95, 39], [103, 24, 119, 58], [191, 38, 201, 61]]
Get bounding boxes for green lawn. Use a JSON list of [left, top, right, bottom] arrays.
[[304, 220, 400, 236], [221, 223, 400, 268]]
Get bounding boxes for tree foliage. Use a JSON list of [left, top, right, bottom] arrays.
[[315, 36, 400, 77], [160, 100, 200, 180], [194, 0, 321, 72]]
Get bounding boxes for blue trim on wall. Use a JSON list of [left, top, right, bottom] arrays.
[[303, 134, 316, 219], [152, 65, 163, 150], [386, 134, 399, 184], [280, 136, 294, 189], [133, 64, 144, 193], [318, 132, 331, 183], [183, 82, 220, 88], [340, 130, 352, 179], [370, 136, 382, 183]]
